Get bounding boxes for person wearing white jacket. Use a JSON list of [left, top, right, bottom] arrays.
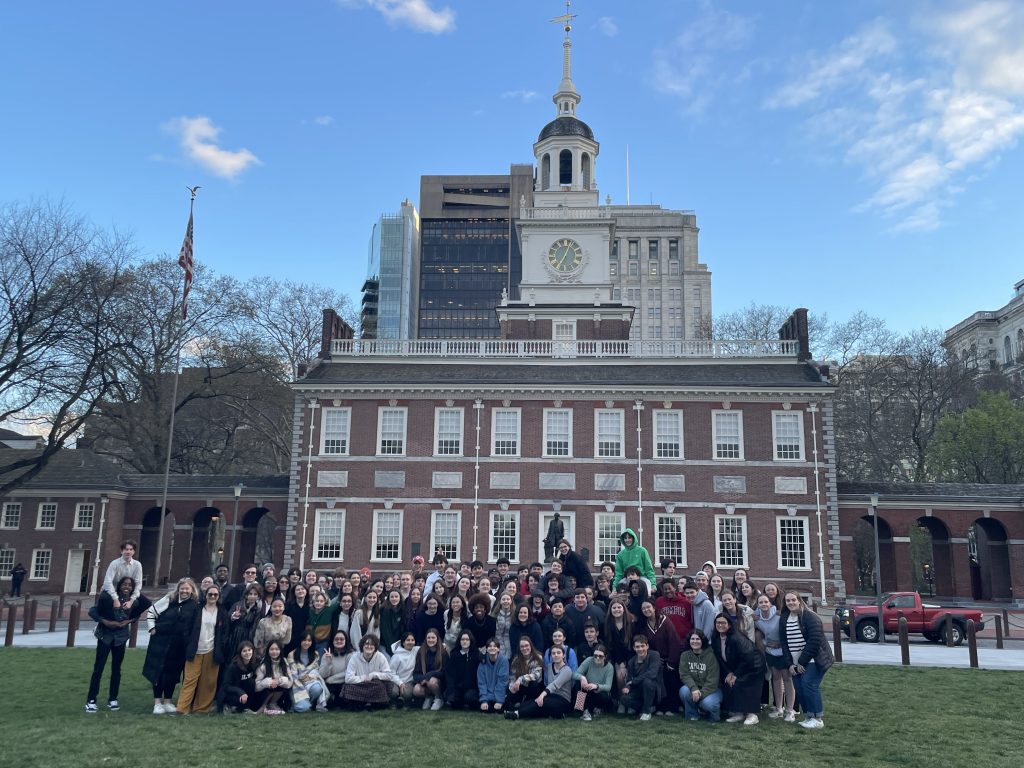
[[343, 634, 400, 709], [389, 633, 419, 705]]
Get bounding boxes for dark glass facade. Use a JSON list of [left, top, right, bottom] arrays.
[[418, 218, 519, 338]]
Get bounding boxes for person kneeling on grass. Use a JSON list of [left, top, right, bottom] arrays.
[[255, 640, 292, 715], [218, 641, 259, 714], [344, 634, 400, 710], [445, 630, 481, 710], [620, 634, 664, 722], [678, 629, 721, 722], [288, 631, 328, 712]]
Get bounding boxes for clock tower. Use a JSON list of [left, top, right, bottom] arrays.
[[500, 2, 632, 341]]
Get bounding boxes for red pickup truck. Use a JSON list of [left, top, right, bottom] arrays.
[[835, 592, 985, 645]]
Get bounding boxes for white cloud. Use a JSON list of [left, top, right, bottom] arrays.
[[313, 115, 335, 126], [163, 116, 261, 180], [767, 5, 1024, 231], [501, 89, 538, 103], [596, 17, 618, 37], [651, 6, 755, 114], [340, 0, 455, 34]]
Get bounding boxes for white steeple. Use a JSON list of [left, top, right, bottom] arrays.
[[552, 1, 580, 117]]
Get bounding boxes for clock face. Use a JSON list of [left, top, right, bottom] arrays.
[[547, 238, 584, 273]]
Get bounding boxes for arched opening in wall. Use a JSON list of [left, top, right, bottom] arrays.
[[541, 154, 551, 191], [912, 517, 953, 597], [581, 152, 591, 190], [189, 507, 223, 579], [239, 507, 276, 570], [140, 506, 163, 586], [968, 518, 1011, 600], [559, 149, 572, 186], [853, 516, 897, 594], [1017, 328, 1023, 360], [1004, 335, 1013, 365]]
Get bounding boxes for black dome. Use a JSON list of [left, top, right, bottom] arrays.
[[537, 115, 594, 142]]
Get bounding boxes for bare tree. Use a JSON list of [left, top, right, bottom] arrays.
[[240, 278, 356, 379], [712, 302, 829, 355], [0, 201, 134, 494]]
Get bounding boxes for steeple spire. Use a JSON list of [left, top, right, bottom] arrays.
[[549, 0, 580, 116]]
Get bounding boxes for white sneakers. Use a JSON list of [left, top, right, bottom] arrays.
[[768, 707, 785, 719], [725, 713, 746, 723], [800, 717, 825, 729], [153, 703, 165, 715], [581, 710, 592, 721], [784, 709, 797, 723], [639, 713, 652, 722], [422, 697, 433, 710], [85, 702, 97, 713], [430, 698, 443, 711], [743, 714, 759, 726]]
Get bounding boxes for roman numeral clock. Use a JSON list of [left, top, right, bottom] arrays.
[[546, 238, 585, 277]]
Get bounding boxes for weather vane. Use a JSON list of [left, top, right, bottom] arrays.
[[550, 0, 576, 36]]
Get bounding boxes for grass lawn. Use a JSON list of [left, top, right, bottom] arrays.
[[3, 647, 1017, 768]]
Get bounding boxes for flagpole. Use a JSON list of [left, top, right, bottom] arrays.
[[152, 187, 198, 587]]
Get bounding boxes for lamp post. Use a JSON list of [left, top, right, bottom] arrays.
[[89, 495, 109, 596], [869, 493, 884, 644], [229, 483, 243, 577]]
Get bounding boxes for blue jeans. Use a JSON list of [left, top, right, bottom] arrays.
[[679, 685, 721, 721], [793, 661, 827, 717]]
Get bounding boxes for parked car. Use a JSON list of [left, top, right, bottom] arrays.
[[835, 592, 985, 645]]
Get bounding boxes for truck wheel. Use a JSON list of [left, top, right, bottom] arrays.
[[951, 623, 965, 646], [856, 621, 880, 643], [923, 631, 939, 643]]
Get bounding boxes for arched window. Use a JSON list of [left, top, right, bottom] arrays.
[[1004, 335, 1013, 365], [1017, 328, 1024, 360], [559, 149, 573, 186], [541, 154, 551, 190], [581, 152, 591, 189]]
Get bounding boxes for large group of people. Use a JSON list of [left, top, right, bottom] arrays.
[[84, 537, 832, 728]]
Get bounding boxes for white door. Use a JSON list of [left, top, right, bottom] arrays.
[[537, 511, 576, 563], [65, 550, 87, 593]]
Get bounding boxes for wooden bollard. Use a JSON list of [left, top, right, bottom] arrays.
[[22, 598, 36, 634], [58, 593, 66, 619], [967, 620, 979, 669], [995, 615, 1004, 650], [945, 612, 954, 647], [831, 615, 843, 662], [48, 599, 59, 632], [66, 601, 81, 648], [4, 602, 17, 647], [898, 617, 910, 666], [1003, 608, 1011, 638], [129, 619, 139, 648]]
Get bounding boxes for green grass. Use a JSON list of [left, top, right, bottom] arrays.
[[3, 647, 1018, 768]]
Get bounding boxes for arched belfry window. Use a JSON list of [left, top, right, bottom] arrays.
[[581, 153, 591, 190], [559, 149, 573, 186]]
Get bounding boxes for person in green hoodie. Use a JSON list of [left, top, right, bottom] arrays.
[[613, 528, 656, 589], [678, 628, 721, 721]]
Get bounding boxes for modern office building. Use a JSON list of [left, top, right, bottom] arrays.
[[364, 200, 420, 340], [417, 167, 534, 338]]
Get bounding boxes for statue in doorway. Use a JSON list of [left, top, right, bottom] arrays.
[[543, 513, 564, 563]]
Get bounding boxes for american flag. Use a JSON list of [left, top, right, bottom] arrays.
[[177, 210, 193, 320]]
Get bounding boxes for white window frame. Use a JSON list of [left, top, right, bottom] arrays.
[[491, 408, 521, 458], [652, 409, 683, 459], [772, 411, 805, 462], [36, 502, 57, 530], [1, 502, 21, 529], [434, 407, 464, 457], [312, 509, 346, 562], [0, 549, 14, 579], [30, 549, 52, 580], [320, 407, 352, 456], [488, 509, 520, 563], [777, 516, 811, 571], [594, 408, 625, 458], [712, 410, 744, 461], [376, 406, 408, 457], [654, 513, 688, 568], [371, 509, 403, 563], [715, 515, 748, 568], [594, 512, 626, 565], [543, 408, 573, 458], [74, 502, 95, 531], [430, 510, 462, 562], [553, 320, 576, 341]]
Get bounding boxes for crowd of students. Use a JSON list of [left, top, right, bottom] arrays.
[[84, 532, 833, 728]]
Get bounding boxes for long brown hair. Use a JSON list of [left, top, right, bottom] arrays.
[[416, 628, 448, 673], [510, 636, 543, 678]]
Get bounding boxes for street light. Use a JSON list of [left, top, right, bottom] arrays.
[[89, 494, 109, 596], [869, 492, 884, 644], [229, 483, 243, 576]]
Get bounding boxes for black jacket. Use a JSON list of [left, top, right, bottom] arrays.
[[780, 607, 835, 671]]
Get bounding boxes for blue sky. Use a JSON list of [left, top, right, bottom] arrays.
[[3, 1, 1023, 334]]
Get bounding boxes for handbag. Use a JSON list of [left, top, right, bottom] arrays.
[[573, 690, 588, 712]]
